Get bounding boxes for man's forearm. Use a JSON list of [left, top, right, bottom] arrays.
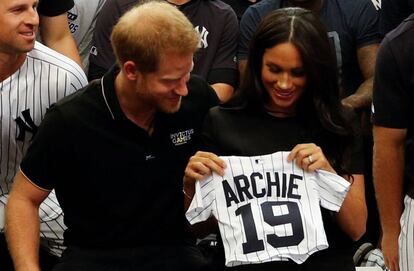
[[373, 127, 405, 236], [40, 14, 82, 67], [335, 174, 367, 241], [238, 59, 247, 83], [343, 43, 379, 110], [341, 77, 373, 110], [45, 33, 82, 67], [5, 193, 42, 270], [211, 83, 234, 103], [5, 171, 49, 271]]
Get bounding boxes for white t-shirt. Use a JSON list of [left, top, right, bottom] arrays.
[[186, 151, 350, 266]]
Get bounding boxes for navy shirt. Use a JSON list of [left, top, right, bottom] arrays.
[[89, 0, 239, 87], [239, 0, 381, 96], [185, 0, 239, 87]]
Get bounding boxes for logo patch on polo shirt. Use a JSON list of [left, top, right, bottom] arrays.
[[145, 155, 155, 161], [170, 129, 194, 146]]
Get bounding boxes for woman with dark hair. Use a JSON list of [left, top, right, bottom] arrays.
[[184, 7, 366, 271]]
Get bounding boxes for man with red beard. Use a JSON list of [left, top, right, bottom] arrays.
[[88, 0, 239, 103], [5, 2, 218, 270]]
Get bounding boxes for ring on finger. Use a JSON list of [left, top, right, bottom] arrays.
[[308, 155, 314, 164]]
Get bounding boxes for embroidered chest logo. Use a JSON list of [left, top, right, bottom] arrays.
[[170, 129, 194, 146], [14, 109, 38, 141], [194, 26, 209, 49]]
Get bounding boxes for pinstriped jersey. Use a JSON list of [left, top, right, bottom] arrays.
[[186, 151, 350, 266], [0, 41, 87, 255]]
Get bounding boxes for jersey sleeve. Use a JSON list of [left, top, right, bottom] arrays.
[[372, 37, 408, 128], [32, 42, 87, 95], [185, 174, 216, 225], [206, 8, 239, 87], [314, 170, 350, 212], [88, 0, 122, 74], [20, 107, 71, 191], [38, 0, 74, 17], [67, 65, 88, 94], [349, 0, 381, 48], [238, 6, 262, 61]]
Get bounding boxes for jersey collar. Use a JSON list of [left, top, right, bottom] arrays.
[[100, 65, 126, 121]]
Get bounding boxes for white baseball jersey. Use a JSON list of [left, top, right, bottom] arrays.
[[399, 195, 414, 271], [186, 151, 350, 266], [0, 41, 87, 256], [67, 0, 107, 70]]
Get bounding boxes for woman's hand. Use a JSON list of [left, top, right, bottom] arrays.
[[287, 143, 336, 173]]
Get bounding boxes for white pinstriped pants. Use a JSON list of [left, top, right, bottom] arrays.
[[399, 195, 414, 271]]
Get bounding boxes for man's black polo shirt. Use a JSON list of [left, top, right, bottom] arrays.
[[20, 67, 219, 248]]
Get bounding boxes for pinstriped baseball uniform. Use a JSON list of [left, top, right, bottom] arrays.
[[399, 195, 414, 271], [186, 151, 350, 267], [0, 41, 87, 256]]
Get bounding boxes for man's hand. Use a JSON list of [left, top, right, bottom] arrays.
[[183, 151, 226, 197], [341, 92, 371, 110], [381, 232, 400, 271], [5, 171, 50, 271]]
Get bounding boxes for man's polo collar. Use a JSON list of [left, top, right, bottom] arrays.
[[100, 65, 126, 121], [406, 13, 414, 22]]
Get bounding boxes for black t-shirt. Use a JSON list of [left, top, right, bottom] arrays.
[[38, 0, 74, 16], [88, 0, 239, 87], [185, 0, 239, 86], [201, 106, 363, 171], [372, 14, 414, 198], [199, 106, 363, 270], [20, 67, 219, 249]]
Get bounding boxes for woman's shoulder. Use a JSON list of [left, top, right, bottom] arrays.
[[209, 103, 239, 114], [208, 104, 252, 120]]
